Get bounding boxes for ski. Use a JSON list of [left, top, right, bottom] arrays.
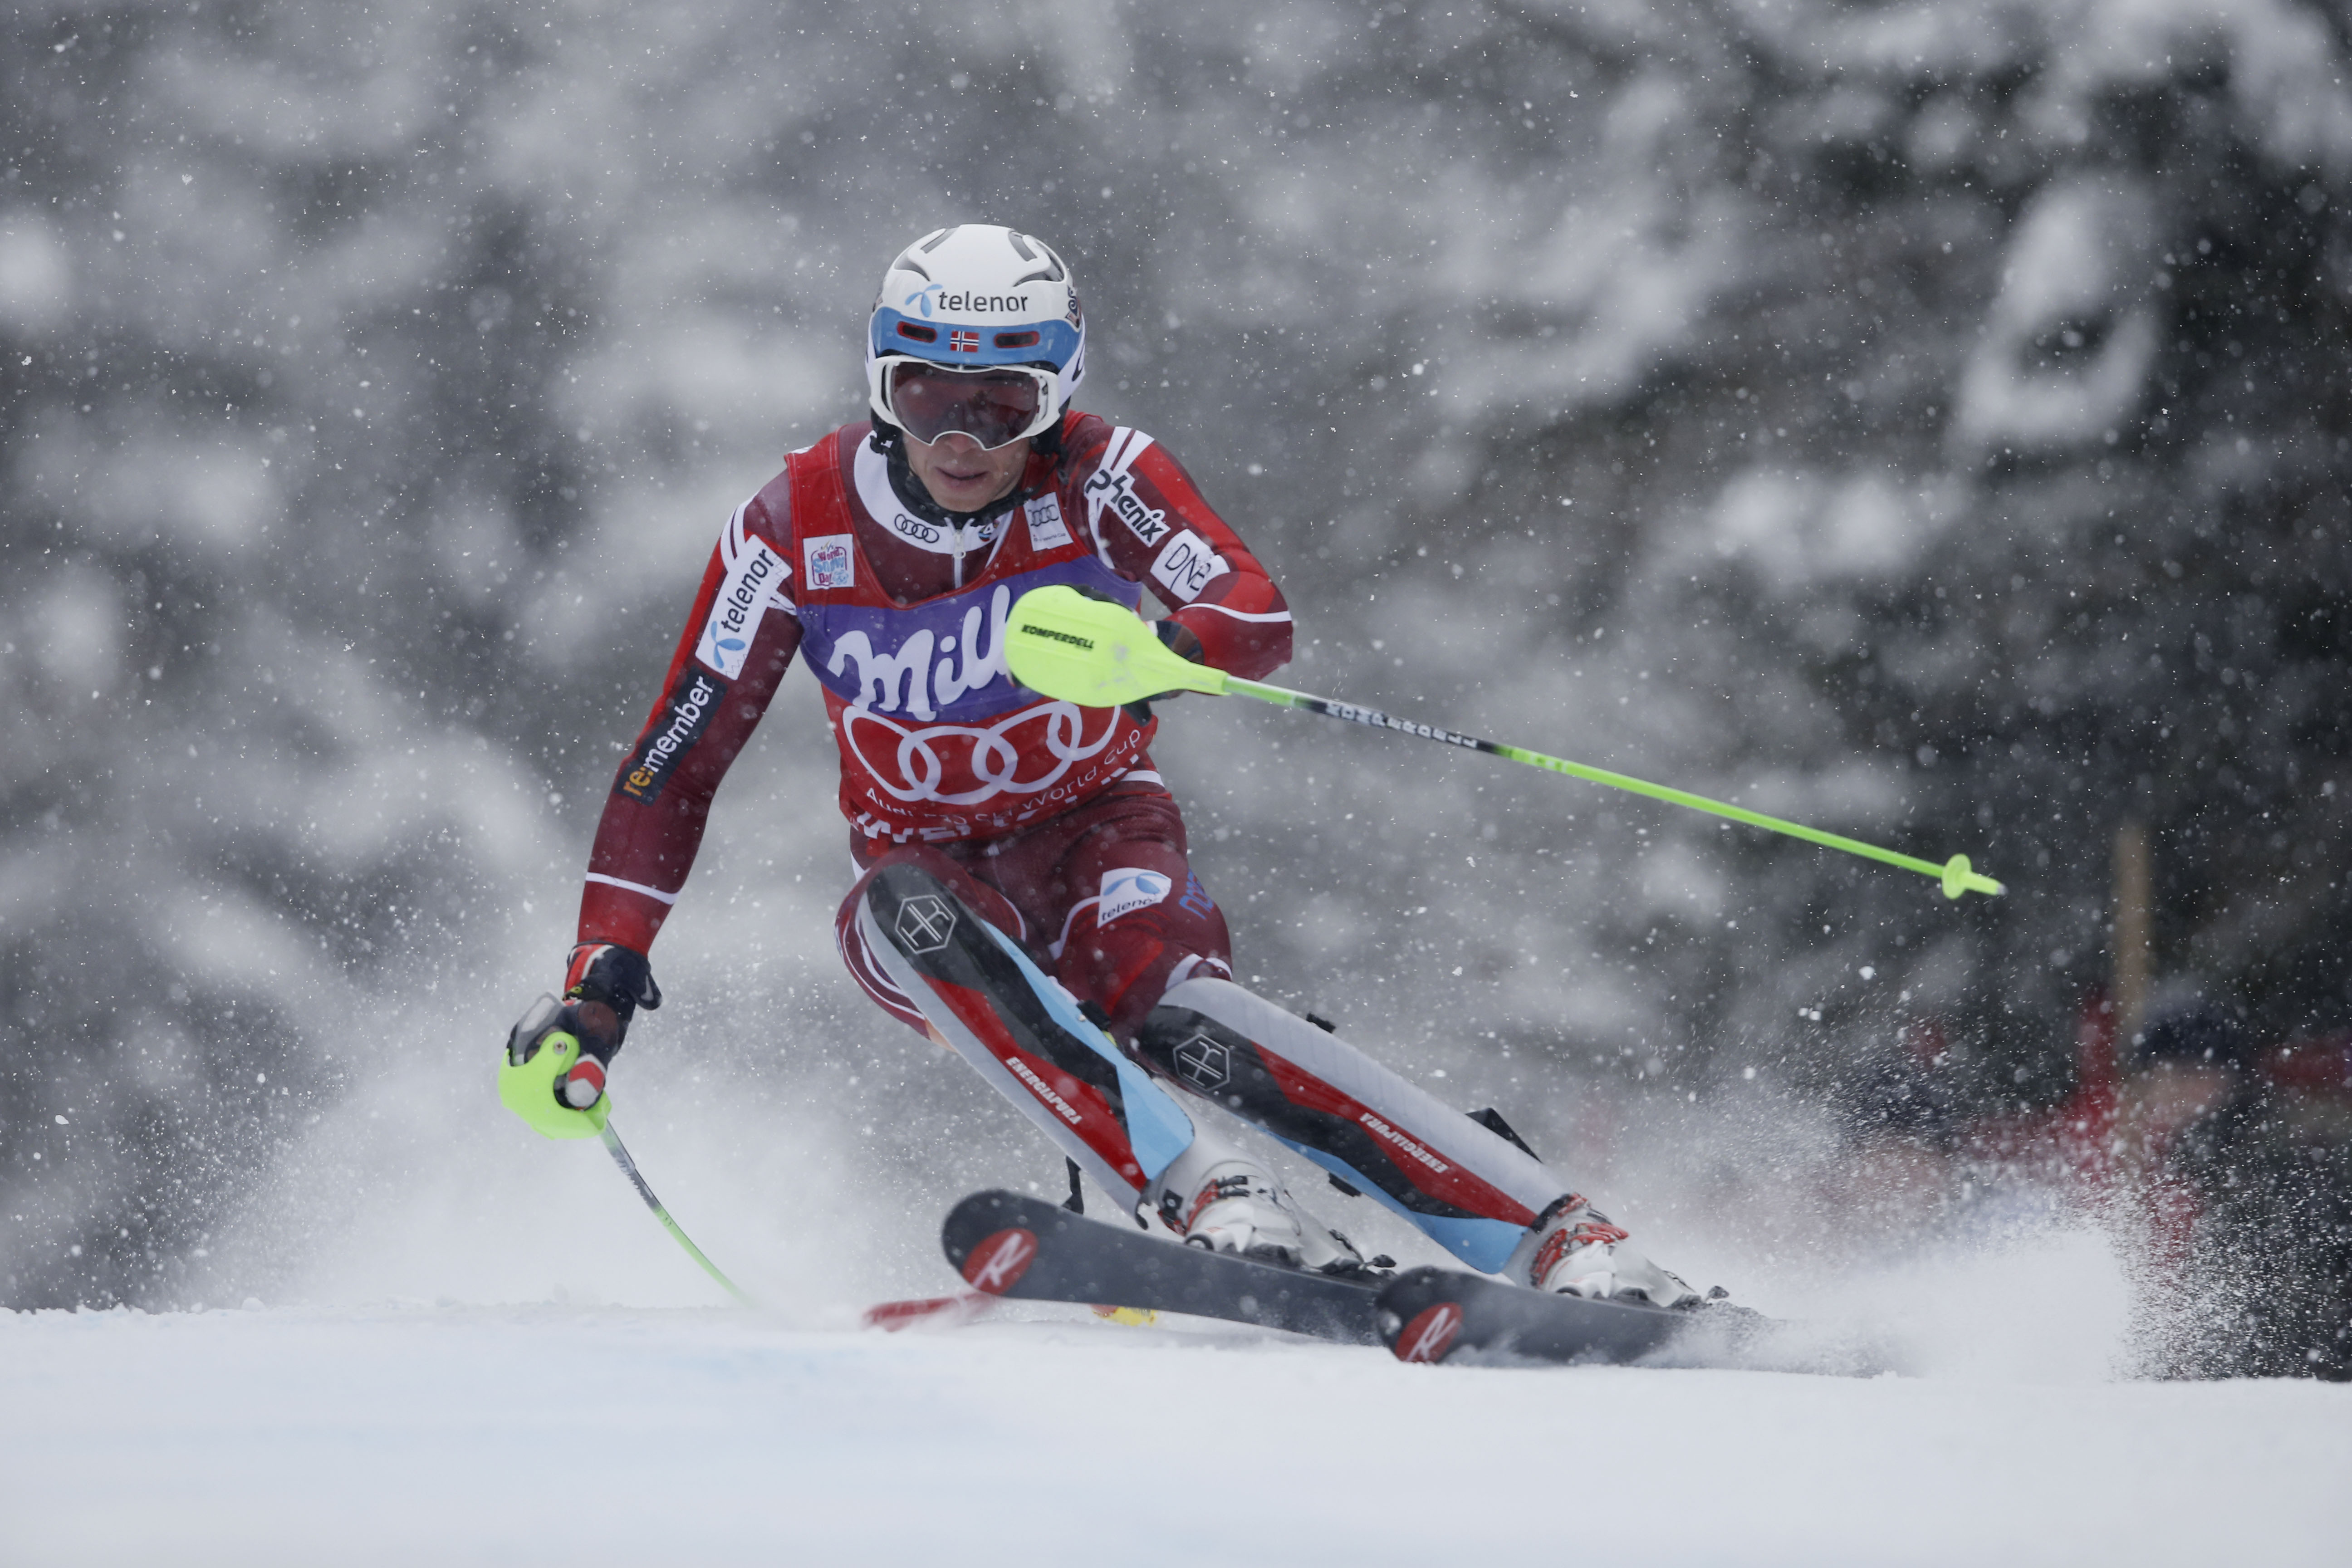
[[1376, 1266, 1895, 1375], [862, 1292, 1001, 1332], [861, 1289, 1161, 1332], [941, 1189, 1385, 1346]]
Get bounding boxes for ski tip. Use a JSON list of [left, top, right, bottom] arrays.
[[1388, 1300, 1467, 1364], [1088, 1303, 1160, 1327], [862, 1293, 992, 1333], [960, 1226, 1042, 1295]]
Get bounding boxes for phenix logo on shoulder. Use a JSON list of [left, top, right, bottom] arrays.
[[1083, 466, 1169, 548]]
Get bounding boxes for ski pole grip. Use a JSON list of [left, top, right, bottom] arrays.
[[498, 1028, 612, 1140]]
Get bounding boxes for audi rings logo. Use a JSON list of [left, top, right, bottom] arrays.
[[894, 893, 957, 954], [841, 699, 1122, 806], [1172, 1034, 1231, 1092]]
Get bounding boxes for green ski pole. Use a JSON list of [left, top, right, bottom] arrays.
[[499, 1009, 756, 1304], [1003, 585, 2004, 902], [598, 1120, 755, 1307]]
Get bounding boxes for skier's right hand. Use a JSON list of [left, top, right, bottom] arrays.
[[552, 942, 661, 1110]]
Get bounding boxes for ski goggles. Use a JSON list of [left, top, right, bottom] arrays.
[[877, 358, 1059, 450]]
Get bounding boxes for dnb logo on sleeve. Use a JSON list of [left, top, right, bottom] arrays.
[[1098, 867, 1174, 925]]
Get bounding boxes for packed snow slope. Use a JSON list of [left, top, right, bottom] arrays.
[[3, 1306, 2344, 1567], [5, 1264, 2347, 1566]]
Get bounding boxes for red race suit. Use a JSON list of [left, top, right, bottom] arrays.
[[575, 414, 1291, 1030]]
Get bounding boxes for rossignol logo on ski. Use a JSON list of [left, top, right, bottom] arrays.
[[961, 1228, 1039, 1294], [893, 893, 957, 954], [615, 667, 727, 804], [1394, 1302, 1464, 1364]]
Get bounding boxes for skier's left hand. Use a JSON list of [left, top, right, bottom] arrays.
[[1154, 617, 1205, 665], [1124, 619, 1205, 724]]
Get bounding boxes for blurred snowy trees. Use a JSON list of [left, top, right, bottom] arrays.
[[4, 0, 2349, 1323]]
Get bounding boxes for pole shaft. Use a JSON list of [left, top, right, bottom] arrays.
[[599, 1122, 755, 1306], [1223, 676, 2001, 896]]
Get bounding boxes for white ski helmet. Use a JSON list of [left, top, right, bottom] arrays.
[[866, 224, 1085, 449]]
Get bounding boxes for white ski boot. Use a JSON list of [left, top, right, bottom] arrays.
[[1505, 1194, 1701, 1308], [1148, 1141, 1366, 1274]]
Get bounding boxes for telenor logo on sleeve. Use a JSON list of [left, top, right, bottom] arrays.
[[694, 538, 789, 679], [614, 666, 728, 804]]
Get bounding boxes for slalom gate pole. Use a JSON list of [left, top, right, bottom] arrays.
[[1002, 585, 2004, 901], [598, 1122, 756, 1306]]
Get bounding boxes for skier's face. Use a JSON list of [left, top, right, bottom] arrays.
[[904, 429, 1030, 514]]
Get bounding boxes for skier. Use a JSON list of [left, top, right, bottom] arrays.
[[508, 224, 1698, 1307]]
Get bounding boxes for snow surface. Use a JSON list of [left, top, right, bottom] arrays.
[[5, 1272, 2347, 1566], [10, 1065, 2346, 1564]]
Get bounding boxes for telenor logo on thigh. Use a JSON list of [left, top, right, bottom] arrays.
[[1098, 867, 1172, 925]]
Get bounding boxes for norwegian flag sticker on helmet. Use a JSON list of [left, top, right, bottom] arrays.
[[949, 328, 980, 353]]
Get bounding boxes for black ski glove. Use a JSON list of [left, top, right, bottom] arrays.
[[1058, 584, 1205, 721], [1124, 618, 1205, 724], [549, 942, 661, 1109]]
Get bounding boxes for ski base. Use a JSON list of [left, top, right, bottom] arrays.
[[1376, 1266, 1896, 1375], [862, 1292, 1000, 1332], [862, 1291, 1161, 1333], [941, 1189, 1384, 1346]]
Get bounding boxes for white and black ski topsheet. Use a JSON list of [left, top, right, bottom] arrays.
[[935, 1190, 1897, 1374], [941, 1190, 1387, 1345], [1376, 1266, 1900, 1375]]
